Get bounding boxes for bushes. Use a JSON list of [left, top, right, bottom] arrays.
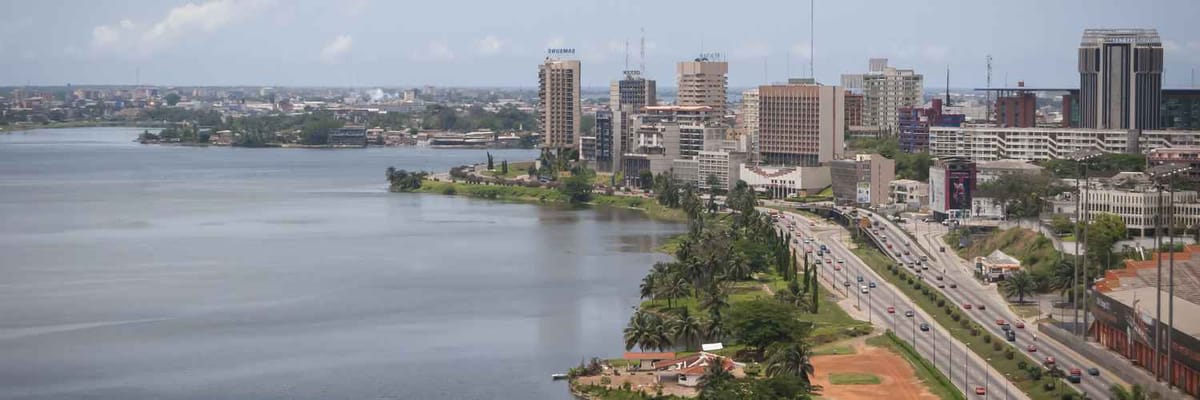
[[1006, 349, 1015, 360], [984, 334, 992, 343], [442, 185, 457, 195], [599, 376, 612, 385], [992, 341, 1003, 352], [1018, 361, 1028, 370], [937, 299, 946, 307]]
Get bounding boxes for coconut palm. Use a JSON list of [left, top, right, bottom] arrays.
[[703, 310, 726, 342], [671, 310, 704, 351], [698, 356, 734, 390], [639, 274, 657, 301], [765, 340, 816, 387], [624, 311, 671, 351], [385, 166, 396, 184], [699, 282, 731, 314], [724, 251, 752, 281], [656, 273, 691, 310], [1000, 271, 1037, 303]]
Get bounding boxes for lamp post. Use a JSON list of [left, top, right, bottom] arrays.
[[1148, 163, 1189, 385], [1066, 149, 1101, 336], [985, 357, 991, 398]]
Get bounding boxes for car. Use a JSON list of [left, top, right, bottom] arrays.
[[936, 283, 945, 288], [856, 275, 864, 282], [887, 306, 895, 314], [1067, 374, 1081, 383], [843, 281, 851, 287], [803, 238, 811, 244], [1069, 368, 1081, 376], [1015, 321, 1025, 329], [975, 387, 986, 396], [1087, 367, 1100, 376], [860, 286, 869, 294], [919, 323, 930, 331], [1006, 330, 1017, 342], [949, 283, 958, 288], [940, 246, 946, 253], [904, 310, 914, 317], [837, 258, 845, 264], [903, 250, 910, 255], [905, 242, 912, 247], [894, 251, 902, 257], [825, 259, 832, 264], [1044, 356, 1055, 365], [996, 319, 1007, 326], [1027, 344, 1038, 352], [977, 304, 986, 310], [922, 265, 929, 270], [964, 304, 973, 310], [869, 282, 877, 288], [920, 255, 928, 261], [1002, 325, 1011, 332], [834, 265, 842, 271], [936, 275, 943, 280], [886, 243, 893, 249]]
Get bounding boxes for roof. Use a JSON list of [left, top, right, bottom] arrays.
[[984, 250, 1020, 265], [1103, 245, 1200, 305], [623, 352, 675, 360], [654, 352, 736, 376], [1102, 286, 1200, 337], [976, 160, 1045, 171], [1081, 29, 1161, 46]]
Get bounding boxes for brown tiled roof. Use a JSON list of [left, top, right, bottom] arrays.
[[623, 352, 675, 360]]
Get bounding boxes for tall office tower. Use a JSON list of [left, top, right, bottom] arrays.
[[848, 59, 923, 134], [676, 57, 729, 117], [1078, 29, 1163, 129], [594, 109, 617, 172], [609, 70, 657, 112], [757, 81, 845, 166], [740, 88, 760, 162], [538, 58, 581, 150]]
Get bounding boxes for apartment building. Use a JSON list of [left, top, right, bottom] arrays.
[[843, 59, 923, 134], [677, 58, 728, 117], [1080, 174, 1200, 236], [829, 153, 896, 206], [928, 126, 1200, 162], [538, 58, 581, 150], [1148, 147, 1200, 181], [740, 88, 760, 162]]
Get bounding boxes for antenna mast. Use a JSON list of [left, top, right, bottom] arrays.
[[945, 66, 951, 107], [624, 40, 630, 72], [986, 55, 993, 122], [640, 27, 645, 75], [810, 0, 815, 79]]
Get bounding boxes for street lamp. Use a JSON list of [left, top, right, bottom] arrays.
[[1148, 162, 1189, 385], [1066, 148, 1102, 336]]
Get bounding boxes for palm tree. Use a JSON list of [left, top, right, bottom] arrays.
[[1000, 271, 1037, 303], [1109, 384, 1148, 400], [698, 356, 734, 390], [765, 340, 817, 387], [699, 282, 730, 314], [385, 166, 396, 184], [623, 311, 651, 351], [639, 274, 657, 302], [671, 310, 704, 351], [624, 311, 671, 351], [703, 310, 726, 342], [657, 273, 690, 310], [724, 251, 752, 281]]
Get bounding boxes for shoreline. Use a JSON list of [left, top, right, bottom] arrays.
[[396, 179, 689, 224]]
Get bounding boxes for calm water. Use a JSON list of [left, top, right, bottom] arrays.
[[0, 128, 683, 400]]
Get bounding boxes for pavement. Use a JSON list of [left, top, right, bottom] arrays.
[[872, 212, 1125, 399], [767, 208, 1029, 400]]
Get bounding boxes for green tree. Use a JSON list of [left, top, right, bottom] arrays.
[[163, 93, 181, 106], [559, 173, 593, 203], [1109, 384, 1149, 400], [501, 160, 508, 175], [638, 170, 655, 191], [1000, 271, 1036, 303], [765, 337, 816, 387], [1050, 214, 1074, 235], [527, 164, 537, 178], [727, 299, 806, 354], [1086, 213, 1127, 269], [623, 310, 672, 351], [486, 152, 494, 170], [671, 310, 704, 351]]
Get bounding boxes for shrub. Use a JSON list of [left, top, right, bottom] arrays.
[[992, 341, 1003, 351], [442, 185, 457, 195], [1006, 349, 1015, 360], [1018, 361, 1028, 370], [937, 299, 946, 307], [970, 329, 979, 336], [599, 376, 612, 385], [952, 313, 961, 322], [984, 334, 992, 343]]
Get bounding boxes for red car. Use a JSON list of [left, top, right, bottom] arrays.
[[963, 304, 972, 310], [887, 306, 895, 314], [1045, 356, 1056, 365], [1027, 344, 1037, 352], [834, 265, 842, 271], [996, 319, 1007, 326], [1069, 368, 1082, 376], [1015, 321, 1025, 329], [975, 387, 986, 396]]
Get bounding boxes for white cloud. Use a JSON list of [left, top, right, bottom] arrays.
[[476, 35, 505, 56], [320, 34, 353, 63], [790, 43, 813, 60], [546, 36, 566, 49], [411, 40, 455, 62], [733, 41, 771, 60], [90, 0, 274, 55]]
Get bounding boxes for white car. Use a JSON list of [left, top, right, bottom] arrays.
[[860, 286, 869, 294]]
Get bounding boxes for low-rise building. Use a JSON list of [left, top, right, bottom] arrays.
[[1080, 173, 1200, 236], [738, 164, 831, 199], [974, 249, 1021, 282], [975, 159, 1045, 183], [830, 153, 895, 207], [929, 126, 1200, 162], [1147, 147, 1200, 182], [328, 126, 367, 147], [889, 179, 928, 208]]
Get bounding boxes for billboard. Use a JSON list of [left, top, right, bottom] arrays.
[[948, 168, 973, 211], [929, 167, 946, 213], [1091, 292, 1200, 373], [856, 182, 871, 204]]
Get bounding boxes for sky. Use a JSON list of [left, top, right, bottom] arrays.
[[0, 0, 1198, 89]]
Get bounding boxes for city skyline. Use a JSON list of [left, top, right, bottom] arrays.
[[2, 0, 1199, 88]]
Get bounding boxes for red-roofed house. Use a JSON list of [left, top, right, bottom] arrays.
[[652, 352, 737, 387], [622, 352, 676, 370]]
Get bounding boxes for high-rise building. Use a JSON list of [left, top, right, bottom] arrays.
[[740, 88, 760, 162], [1078, 29, 1163, 130], [610, 71, 657, 112], [677, 58, 728, 117], [593, 109, 617, 172], [929, 157, 976, 220], [830, 153, 895, 207], [845, 59, 923, 134], [757, 81, 845, 166], [538, 58, 581, 150]]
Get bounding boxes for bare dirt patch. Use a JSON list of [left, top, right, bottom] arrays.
[[812, 339, 939, 400]]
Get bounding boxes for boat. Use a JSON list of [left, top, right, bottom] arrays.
[[551, 373, 568, 380]]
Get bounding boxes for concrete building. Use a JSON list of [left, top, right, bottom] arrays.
[[740, 88, 760, 162], [739, 164, 831, 199], [1078, 29, 1163, 130], [1162, 89, 1200, 130], [671, 158, 699, 185], [757, 82, 845, 166], [610, 70, 657, 112], [579, 136, 597, 161], [697, 150, 747, 192], [1148, 147, 1200, 181], [975, 159, 1045, 183], [677, 58, 728, 117], [929, 157, 976, 220], [1094, 246, 1200, 396], [898, 99, 965, 153], [538, 58, 581, 150], [928, 126, 1200, 162], [593, 109, 618, 172], [995, 84, 1038, 128], [890, 179, 929, 207], [1078, 173, 1200, 236], [830, 153, 895, 207], [328, 126, 367, 147], [844, 59, 923, 134]]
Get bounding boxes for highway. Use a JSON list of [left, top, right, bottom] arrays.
[[856, 207, 1121, 399], [768, 208, 1028, 400]]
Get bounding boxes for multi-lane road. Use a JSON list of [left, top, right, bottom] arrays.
[[853, 207, 1123, 399], [768, 208, 1027, 400]]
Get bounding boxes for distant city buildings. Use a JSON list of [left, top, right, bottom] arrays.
[[994, 82, 1038, 128], [739, 88, 760, 162], [843, 58, 924, 134], [538, 57, 582, 150], [610, 71, 657, 112], [928, 126, 1200, 162], [830, 153, 895, 207], [898, 99, 965, 153], [1078, 29, 1163, 130]]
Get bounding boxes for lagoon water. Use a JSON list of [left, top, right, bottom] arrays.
[[0, 128, 683, 399]]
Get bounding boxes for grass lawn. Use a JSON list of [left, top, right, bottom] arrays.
[[812, 343, 857, 356], [866, 333, 965, 400], [1008, 304, 1041, 319], [414, 180, 688, 222], [828, 372, 882, 385], [852, 244, 1077, 400], [481, 161, 535, 179]]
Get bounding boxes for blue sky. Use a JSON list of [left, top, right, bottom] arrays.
[[0, 0, 1197, 88]]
